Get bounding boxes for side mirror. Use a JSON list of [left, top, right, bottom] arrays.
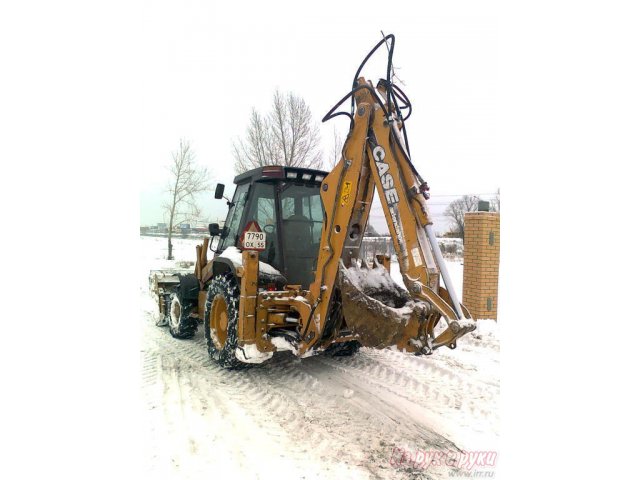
[[208, 223, 220, 236], [214, 183, 225, 200]]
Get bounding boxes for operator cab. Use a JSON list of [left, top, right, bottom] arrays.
[[214, 165, 327, 288]]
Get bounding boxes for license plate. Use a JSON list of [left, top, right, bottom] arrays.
[[243, 231, 266, 251]]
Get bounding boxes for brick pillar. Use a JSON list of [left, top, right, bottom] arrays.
[[463, 212, 500, 320]]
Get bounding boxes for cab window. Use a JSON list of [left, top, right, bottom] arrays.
[[218, 182, 250, 252], [244, 182, 281, 269]]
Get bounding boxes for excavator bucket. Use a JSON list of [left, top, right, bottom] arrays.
[[338, 260, 476, 354], [338, 259, 426, 351]]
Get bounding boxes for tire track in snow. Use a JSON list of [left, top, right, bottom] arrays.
[[140, 299, 498, 479], [141, 313, 366, 479], [357, 349, 499, 416], [313, 352, 498, 450]]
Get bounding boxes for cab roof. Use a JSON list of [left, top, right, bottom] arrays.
[[233, 165, 328, 185]]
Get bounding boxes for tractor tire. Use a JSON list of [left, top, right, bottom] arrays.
[[324, 340, 361, 357], [204, 272, 247, 369], [167, 288, 198, 340]]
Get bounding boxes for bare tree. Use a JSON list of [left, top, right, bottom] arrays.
[[233, 90, 323, 173], [491, 188, 500, 212], [232, 109, 278, 170], [444, 195, 480, 239], [164, 139, 210, 260]]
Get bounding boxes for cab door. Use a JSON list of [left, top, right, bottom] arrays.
[[242, 181, 282, 272]]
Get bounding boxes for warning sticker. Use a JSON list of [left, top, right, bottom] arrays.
[[340, 181, 352, 206]]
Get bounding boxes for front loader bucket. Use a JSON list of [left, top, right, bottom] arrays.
[[338, 260, 475, 354]]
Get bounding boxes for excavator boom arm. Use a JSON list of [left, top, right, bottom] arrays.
[[300, 76, 475, 355]]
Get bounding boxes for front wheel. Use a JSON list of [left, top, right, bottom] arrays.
[[204, 273, 247, 369]]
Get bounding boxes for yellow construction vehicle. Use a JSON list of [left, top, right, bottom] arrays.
[[150, 34, 476, 368]]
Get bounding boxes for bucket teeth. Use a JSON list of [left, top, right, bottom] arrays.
[[348, 258, 371, 269]]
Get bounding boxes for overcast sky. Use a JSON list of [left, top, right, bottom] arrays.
[[140, 1, 499, 234]]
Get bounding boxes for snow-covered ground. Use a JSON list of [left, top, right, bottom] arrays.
[[140, 236, 499, 479]]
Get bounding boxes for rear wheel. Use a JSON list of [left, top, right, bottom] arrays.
[[204, 273, 246, 369], [168, 291, 197, 339]]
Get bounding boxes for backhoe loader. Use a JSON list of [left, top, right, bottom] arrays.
[[150, 34, 476, 368]]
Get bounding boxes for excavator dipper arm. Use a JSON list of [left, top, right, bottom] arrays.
[[300, 36, 475, 355]]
